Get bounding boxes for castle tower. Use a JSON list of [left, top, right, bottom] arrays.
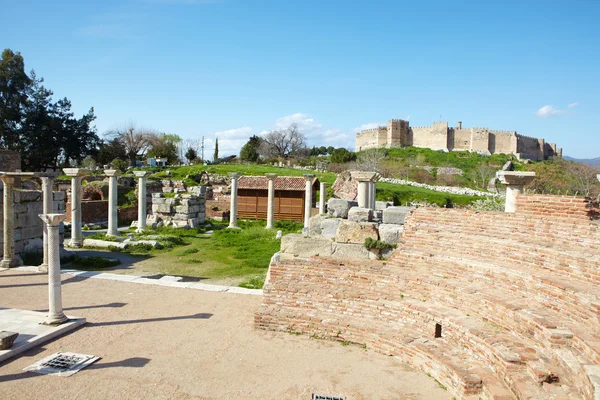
[[387, 119, 409, 148]]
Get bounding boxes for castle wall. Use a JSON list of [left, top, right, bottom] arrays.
[[469, 129, 491, 155], [516, 134, 544, 161], [355, 127, 387, 151], [490, 131, 516, 154], [411, 122, 448, 151], [449, 128, 471, 151]]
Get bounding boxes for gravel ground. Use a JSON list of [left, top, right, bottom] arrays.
[[0, 270, 451, 400]]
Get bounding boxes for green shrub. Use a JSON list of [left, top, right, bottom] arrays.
[[364, 237, 396, 250], [238, 275, 265, 289], [69, 255, 121, 270]]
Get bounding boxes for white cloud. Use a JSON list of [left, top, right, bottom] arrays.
[[568, 102, 579, 108], [535, 105, 564, 118]]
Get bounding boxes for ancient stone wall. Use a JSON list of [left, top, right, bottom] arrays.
[[356, 119, 560, 161], [257, 194, 600, 399], [150, 193, 206, 228], [0, 189, 65, 257]]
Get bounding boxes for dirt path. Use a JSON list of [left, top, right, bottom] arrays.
[[0, 270, 451, 400]]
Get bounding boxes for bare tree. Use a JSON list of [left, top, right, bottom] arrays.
[[474, 164, 496, 189], [353, 148, 387, 173], [106, 123, 157, 167], [567, 161, 599, 196], [259, 123, 307, 159]]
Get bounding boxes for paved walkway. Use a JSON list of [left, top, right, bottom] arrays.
[[0, 270, 450, 400]]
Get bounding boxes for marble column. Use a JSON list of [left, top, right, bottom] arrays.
[[0, 175, 17, 268], [369, 181, 377, 210], [63, 168, 87, 247], [265, 173, 277, 229], [39, 213, 68, 325], [319, 182, 327, 215], [303, 174, 316, 229], [134, 171, 149, 233], [351, 171, 378, 209], [38, 177, 54, 272], [228, 173, 241, 229], [105, 169, 120, 236], [496, 171, 536, 213]]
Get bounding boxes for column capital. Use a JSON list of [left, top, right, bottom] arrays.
[[104, 169, 121, 177], [496, 171, 536, 186], [0, 174, 15, 185], [265, 173, 278, 180], [134, 171, 150, 178], [350, 171, 379, 182], [63, 168, 89, 177], [39, 213, 67, 226], [228, 172, 242, 179], [303, 174, 316, 181]]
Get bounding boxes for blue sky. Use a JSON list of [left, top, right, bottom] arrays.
[[2, 0, 598, 158]]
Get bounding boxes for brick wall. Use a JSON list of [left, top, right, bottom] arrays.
[[66, 200, 138, 224], [257, 193, 600, 399]]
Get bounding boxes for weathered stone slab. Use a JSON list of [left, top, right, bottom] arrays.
[[331, 243, 371, 260], [188, 216, 205, 228], [320, 218, 341, 240], [348, 207, 373, 222], [153, 203, 172, 213], [327, 198, 358, 219], [83, 239, 128, 249], [0, 331, 19, 350], [331, 171, 357, 200], [335, 220, 378, 244], [382, 206, 413, 225], [280, 234, 332, 257], [175, 205, 201, 214], [308, 214, 329, 237], [378, 223, 404, 245], [375, 201, 393, 210]]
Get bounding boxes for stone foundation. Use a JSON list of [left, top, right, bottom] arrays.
[[150, 193, 206, 228]]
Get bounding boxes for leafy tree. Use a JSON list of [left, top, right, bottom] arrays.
[[147, 133, 181, 165], [330, 148, 357, 164], [185, 147, 197, 163], [214, 137, 219, 161], [97, 138, 127, 166], [327, 146, 334, 155], [0, 49, 31, 150], [240, 135, 262, 162]]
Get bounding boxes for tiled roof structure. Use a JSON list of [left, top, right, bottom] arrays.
[[237, 176, 319, 191]]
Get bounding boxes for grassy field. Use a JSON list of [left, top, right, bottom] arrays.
[[82, 219, 302, 289], [377, 181, 482, 207]]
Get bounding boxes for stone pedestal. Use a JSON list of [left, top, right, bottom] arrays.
[[303, 174, 316, 229], [319, 182, 327, 215], [134, 171, 149, 232], [63, 168, 88, 247], [351, 171, 378, 209], [39, 213, 68, 325], [0, 175, 17, 268], [105, 169, 121, 236], [38, 177, 54, 272], [265, 174, 277, 229], [228, 173, 241, 229], [496, 171, 536, 213]]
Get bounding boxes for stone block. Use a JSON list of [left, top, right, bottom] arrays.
[[28, 202, 43, 214], [327, 198, 358, 219], [23, 238, 43, 253], [162, 187, 174, 193], [165, 198, 176, 205], [154, 204, 172, 213], [375, 201, 393, 210], [175, 205, 201, 214], [320, 218, 341, 240], [152, 192, 163, 198], [174, 213, 196, 220], [188, 217, 205, 228], [280, 234, 332, 258], [0, 331, 18, 350], [382, 206, 413, 225], [378, 224, 404, 245], [14, 190, 41, 203], [53, 191, 65, 201], [331, 242, 371, 260], [335, 220, 378, 244], [308, 214, 329, 237], [14, 204, 27, 214], [348, 207, 373, 222]]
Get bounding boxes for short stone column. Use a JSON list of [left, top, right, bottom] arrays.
[[105, 169, 120, 236], [63, 168, 87, 247], [351, 171, 378, 209], [39, 213, 68, 325], [597, 174, 600, 183], [39, 176, 55, 272], [496, 171, 536, 213], [265, 173, 277, 229], [303, 174, 316, 229], [0, 175, 17, 268], [134, 171, 149, 233], [228, 173, 241, 229], [319, 182, 327, 215]]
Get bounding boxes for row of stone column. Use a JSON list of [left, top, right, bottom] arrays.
[[226, 173, 328, 230]]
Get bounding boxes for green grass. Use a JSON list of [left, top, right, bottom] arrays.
[[377, 181, 481, 207], [67, 255, 121, 271]]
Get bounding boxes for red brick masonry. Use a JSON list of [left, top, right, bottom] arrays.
[[256, 194, 600, 399]]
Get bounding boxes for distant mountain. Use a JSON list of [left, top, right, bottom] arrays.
[[563, 156, 600, 168]]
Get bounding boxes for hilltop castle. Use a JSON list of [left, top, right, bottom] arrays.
[[355, 119, 561, 161]]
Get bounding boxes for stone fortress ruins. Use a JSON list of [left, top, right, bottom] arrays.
[[356, 118, 562, 161]]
